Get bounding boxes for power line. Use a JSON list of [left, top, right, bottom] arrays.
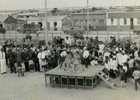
[[111, 0, 118, 7]]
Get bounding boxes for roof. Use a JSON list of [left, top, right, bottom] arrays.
[[108, 11, 140, 18], [0, 14, 8, 23], [4, 16, 25, 23], [71, 12, 106, 15], [17, 15, 67, 21]]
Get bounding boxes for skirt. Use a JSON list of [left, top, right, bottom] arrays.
[[73, 60, 79, 65], [64, 58, 71, 64]]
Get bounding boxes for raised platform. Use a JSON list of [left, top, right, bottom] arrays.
[[44, 65, 104, 90]]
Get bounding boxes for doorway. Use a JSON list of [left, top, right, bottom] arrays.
[[130, 18, 133, 29], [54, 22, 57, 31]]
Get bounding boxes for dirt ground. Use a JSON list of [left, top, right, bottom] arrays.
[[0, 67, 140, 100]]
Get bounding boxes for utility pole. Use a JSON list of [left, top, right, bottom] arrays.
[[45, 0, 48, 46], [87, 0, 89, 37]]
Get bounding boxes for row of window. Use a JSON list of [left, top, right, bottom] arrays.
[[110, 18, 140, 25], [73, 20, 105, 27]]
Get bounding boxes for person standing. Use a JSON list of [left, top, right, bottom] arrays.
[[64, 51, 72, 72], [73, 51, 81, 73], [21, 48, 29, 72], [33, 48, 40, 72], [37, 48, 46, 72], [83, 48, 90, 68], [7, 49, 16, 73], [133, 67, 140, 91], [0, 48, 7, 74], [65, 36, 71, 47]]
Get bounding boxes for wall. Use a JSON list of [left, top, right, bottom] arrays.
[[27, 20, 62, 31]]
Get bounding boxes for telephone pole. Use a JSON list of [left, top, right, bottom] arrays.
[[45, 0, 48, 45]]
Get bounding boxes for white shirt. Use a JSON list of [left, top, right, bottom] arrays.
[[122, 54, 128, 63], [60, 51, 67, 57], [116, 53, 122, 65], [103, 52, 110, 62], [123, 65, 128, 73], [65, 38, 71, 45], [111, 60, 117, 70], [99, 44, 104, 53], [44, 50, 51, 56], [37, 52, 46, 60], [104, 63, 110, 70], [134, 51, 139, 60], [83, 50, 89, 58]]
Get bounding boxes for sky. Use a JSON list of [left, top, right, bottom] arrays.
[[0, 0, 139, 10]]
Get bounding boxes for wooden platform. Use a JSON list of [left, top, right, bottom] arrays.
[[44, 65, 104, 90]]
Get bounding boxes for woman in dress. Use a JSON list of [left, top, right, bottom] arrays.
[[64, 51, 72, 72], [0, 48, 7, 74], [73, 51, 81, 73]]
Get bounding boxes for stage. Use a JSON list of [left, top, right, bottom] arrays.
[[44, 65, 104, 90]]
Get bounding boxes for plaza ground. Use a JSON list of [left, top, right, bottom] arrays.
[[0, 67, 140, 100]]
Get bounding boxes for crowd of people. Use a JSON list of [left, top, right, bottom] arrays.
[[0, 35, 140, 90]]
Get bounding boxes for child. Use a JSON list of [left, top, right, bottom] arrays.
[[104, 56, 110, 76], [16, 62, 21, 77], [112, 58, 118, 78], [132, 67, 140, 91], [98, 52, 103, 65], [128, 56, 134, 78], [73, 51, 81, 73], [21, 62, 25, 76], [64, 51, 72, 72], [120, 69, 126, 87], [29, 59, 35, 72]]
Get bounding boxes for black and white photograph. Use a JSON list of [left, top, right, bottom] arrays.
[[1, 0, 140, 100]]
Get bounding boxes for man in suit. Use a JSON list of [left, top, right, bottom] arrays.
[[7, 49, 16, 73], [21, 48, 29, 72]]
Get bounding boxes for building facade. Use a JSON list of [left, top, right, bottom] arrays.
[[107, 12, 140, 31], [71, 12, 107, 31], [16, 13, 71, 31]]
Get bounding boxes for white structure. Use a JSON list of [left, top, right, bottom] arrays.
[[17, 15, 69, 31]]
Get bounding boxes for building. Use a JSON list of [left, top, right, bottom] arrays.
[[107, 11, 140, 31], [4, 16, 26, 31], [0, 15, 26, 31], [17, 15, 71, 31], [71, 12, 107, 31]]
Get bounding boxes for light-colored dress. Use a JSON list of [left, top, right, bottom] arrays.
[[73, 54, 80, 65], [64, 54, 72, 64], [0, 51, 6, 74]]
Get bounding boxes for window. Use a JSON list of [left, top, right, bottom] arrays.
[[47, 22, 50, 31], [111, 18, 114, 25], [124, 18, 127, 25], [99, 20, 104, 26], [31, 22, 35, 24], [137, 18, 140, 24], [54, 22, 57, 31], [73, 20, 78, 26], [26, 16, 29, 18]]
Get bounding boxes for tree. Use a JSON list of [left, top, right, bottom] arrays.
[[0, 26, 6, 34], [51, 8, 59, 15], [92, 7, 98, 11]]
